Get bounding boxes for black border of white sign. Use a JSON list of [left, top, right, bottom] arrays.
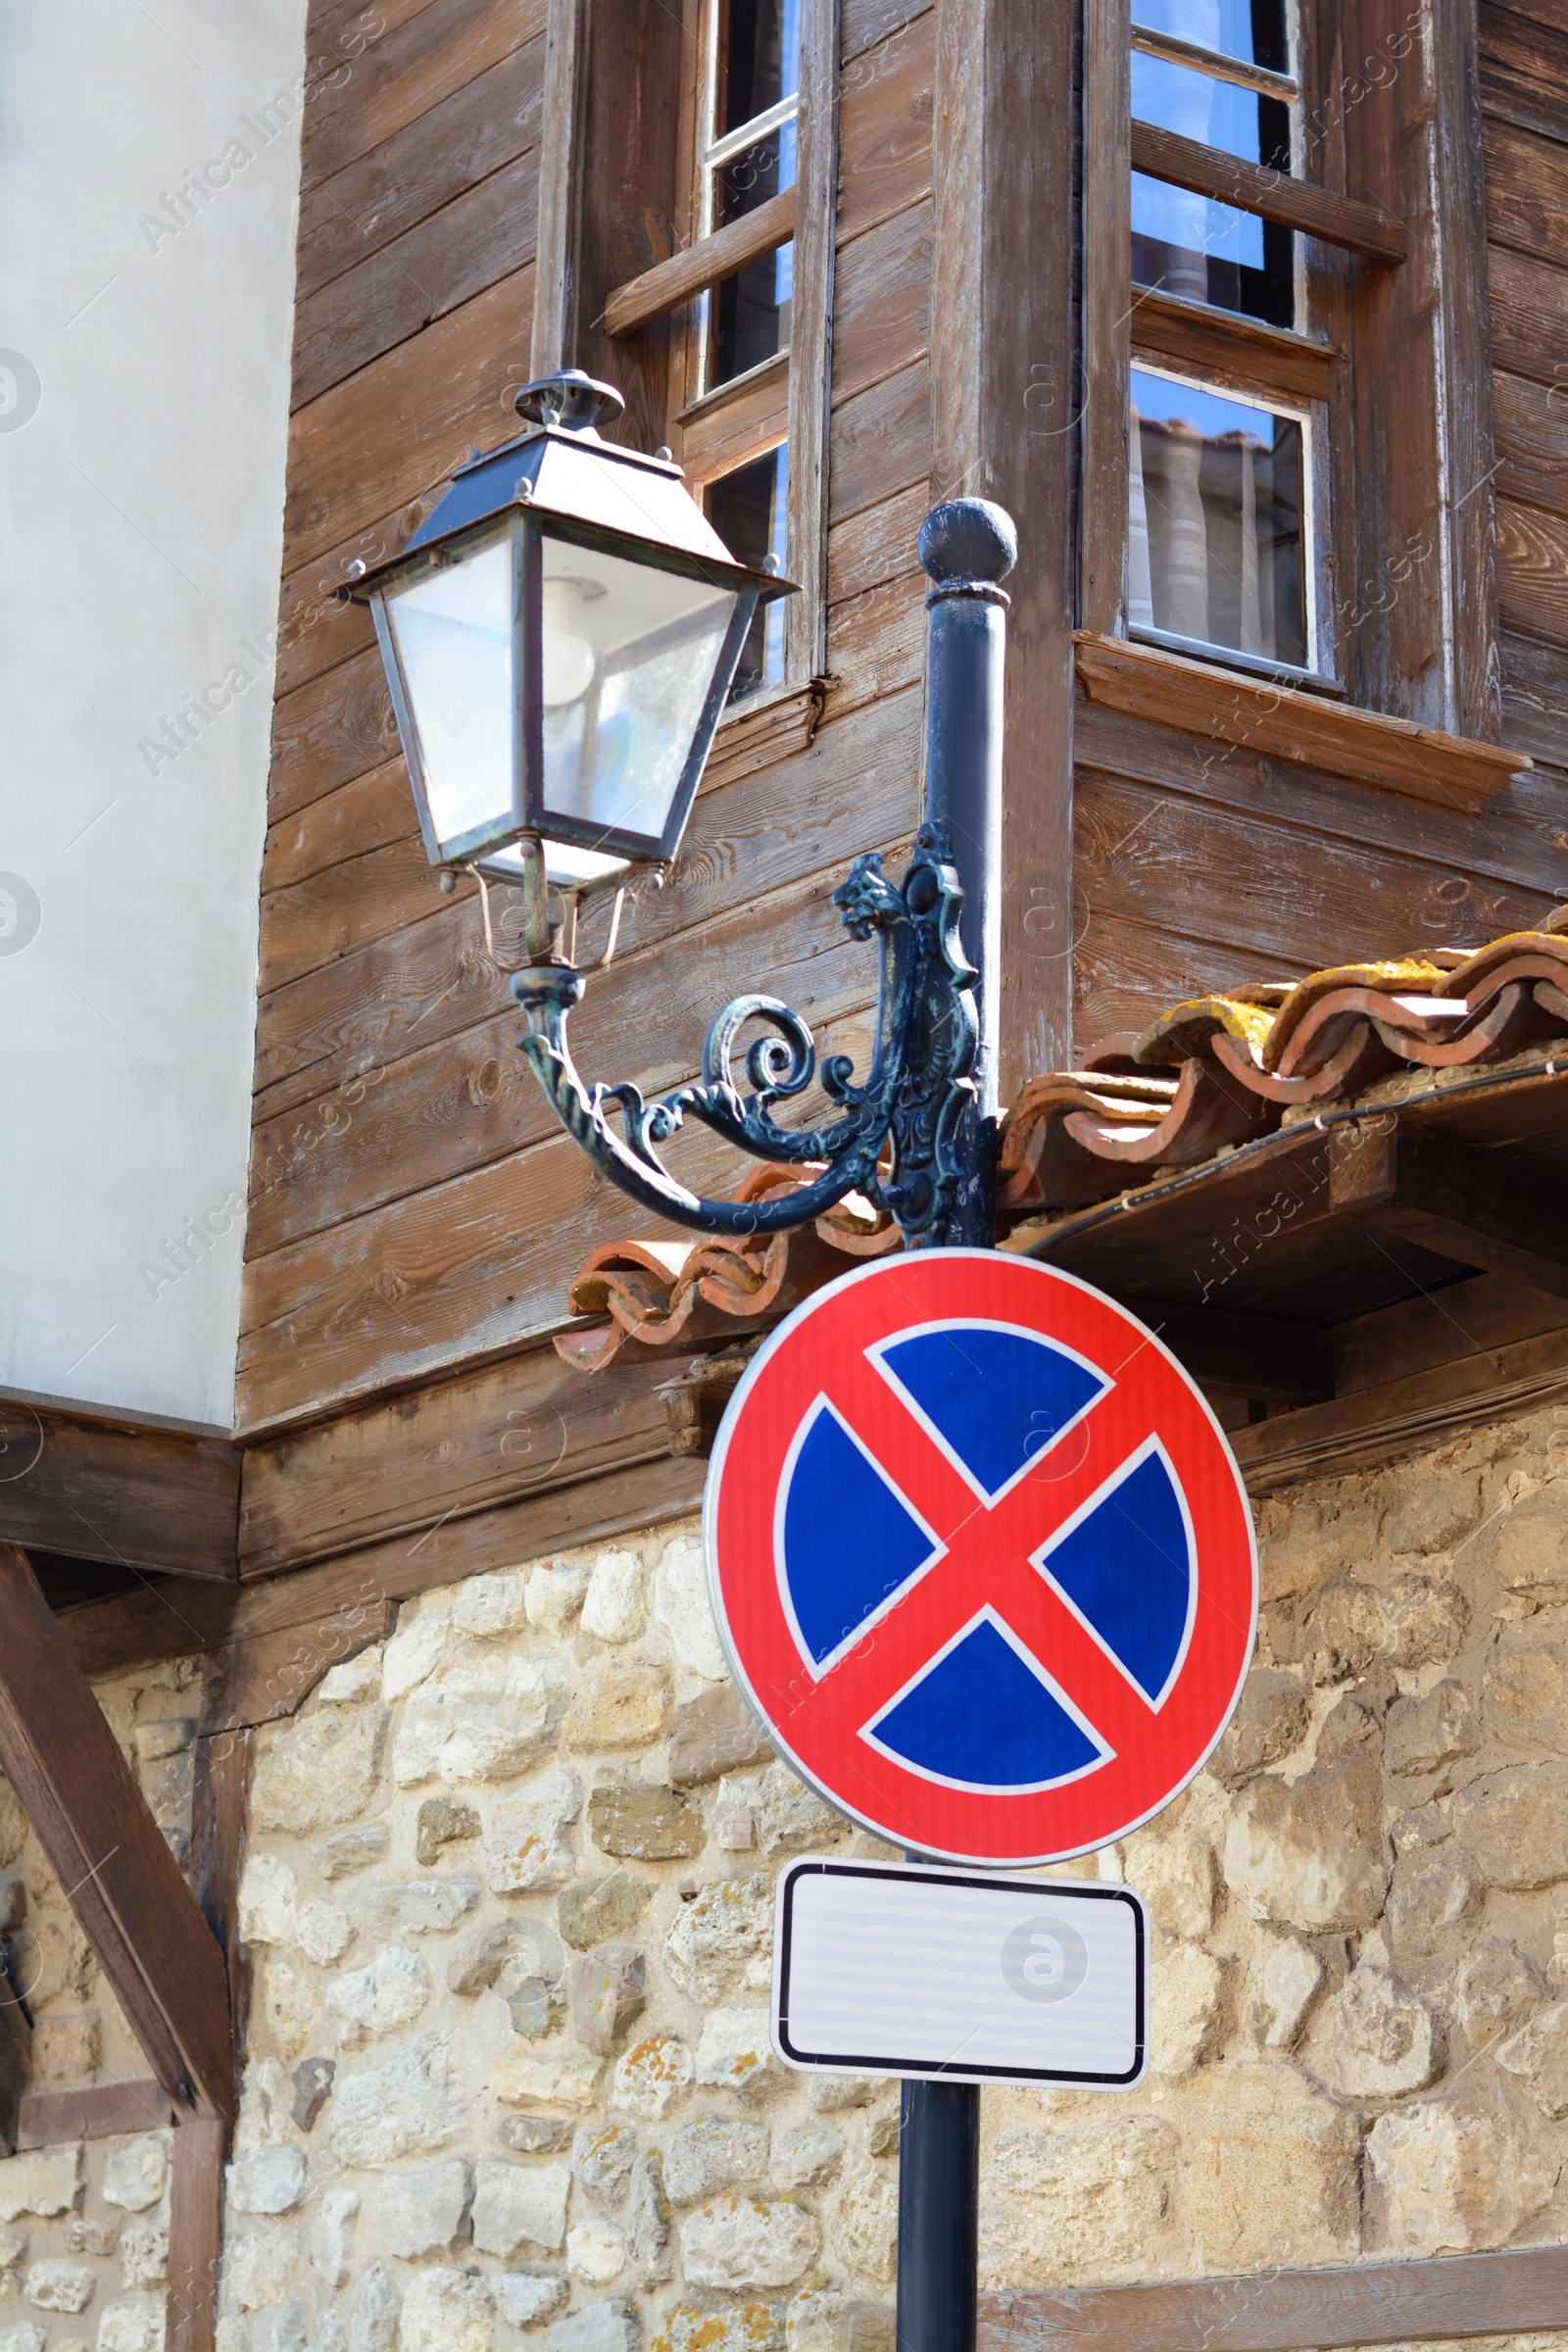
[[771, 1857, 1149, 2089]]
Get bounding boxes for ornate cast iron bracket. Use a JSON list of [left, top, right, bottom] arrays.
[[510, 825, 979, 1241]]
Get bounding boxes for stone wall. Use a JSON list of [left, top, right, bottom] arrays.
[[20, 1396, 1568, 2352], [0, 1659, 202, 2352]]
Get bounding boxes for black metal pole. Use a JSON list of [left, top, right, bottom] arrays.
[[916, 498, 1015, 1250], [896, 498, 1015, 2352]]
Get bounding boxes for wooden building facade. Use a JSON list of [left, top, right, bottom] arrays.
[[11, 0, 1568, 2346]]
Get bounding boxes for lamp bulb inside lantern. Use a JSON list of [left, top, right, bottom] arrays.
[[540, 577, 597, 707]]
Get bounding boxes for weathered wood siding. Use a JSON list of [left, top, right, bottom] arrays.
[[1067, 0, 1568, 1051], [242, 0, 936, 1433]]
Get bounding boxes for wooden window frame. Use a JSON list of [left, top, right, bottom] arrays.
[[1081, 0, 1500, 739], [537, 0, 839, 709]]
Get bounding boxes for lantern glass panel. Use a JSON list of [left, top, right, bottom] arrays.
[[383, 527, 515, 862], [535, 534, 738, 853]]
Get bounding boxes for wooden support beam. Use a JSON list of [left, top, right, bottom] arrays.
[[1131, 1299, 1333, 1403], [979, 2243, 1568, 2352], [0, 1959, 29, 2155], [1129, 122, 1408, 262], [604, 187, 797, 338], [1330, 1121, 1568, 1300], [0, 1545, 234, 2121], [0, 1404, 239, 1580], [17, 2082, 172, 2148], [167, 2115, 230, 2352]]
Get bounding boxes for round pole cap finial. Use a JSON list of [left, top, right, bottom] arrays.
[[918, 498, 1018, 585], [514, 369, 626, 435]]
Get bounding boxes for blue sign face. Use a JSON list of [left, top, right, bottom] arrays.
[[775, 1320, 1197, 1795]]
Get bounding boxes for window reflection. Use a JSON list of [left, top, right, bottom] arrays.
[[708, 444, 789, 700], [1129, 367, 1306, 667]]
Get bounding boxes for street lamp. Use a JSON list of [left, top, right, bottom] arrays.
[[358, 366, 1013, 2352], [353, 368, 1012, 1250]]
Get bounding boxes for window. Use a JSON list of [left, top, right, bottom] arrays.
[[1076, 0, 1494, 719], [593, 0, 835, 711]]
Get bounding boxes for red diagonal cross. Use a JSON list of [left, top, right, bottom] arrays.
[[783, 1348, 1167, 1761]]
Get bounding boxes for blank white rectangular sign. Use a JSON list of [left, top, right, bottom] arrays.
[[772, 1857, 1148, 2089]]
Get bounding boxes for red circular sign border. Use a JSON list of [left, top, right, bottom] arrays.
[[703, 1250, 1258, 1866]]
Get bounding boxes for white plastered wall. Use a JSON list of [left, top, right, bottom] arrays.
[[0, 0, 308, 1432]]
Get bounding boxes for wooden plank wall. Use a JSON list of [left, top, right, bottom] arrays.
[[1068, 0, 1568, 1050], [243, 0, 938, 1434]]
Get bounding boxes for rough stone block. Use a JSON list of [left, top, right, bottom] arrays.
[[770, 2126, 843, 2188], [394, 1658, 565, 1786], [493, 2047, 603, 2112], [63, 2219, 114, 2257], [1223, 1754, 1389, 1930], [381, 1606, 450, 1701], [133, 1717, 193, 1760], [610, 2036, 694, 2122], [1152, 1942, 1227, 2076], [0, 2325, 44, 2352], [568, 2218, 626, 2283], [494, 2271, 570, 2328], [1324, 1963, 1442, 2099], [662, 1874, 774, 2005], [265, 1959, 319, 2061], [565, 1663, 671, 1754], [397, 2269, 494, 2352], [471, 2158, 570, 2258], [499, 2116, 572, 2155], [1247, 1933, 1323, 2050], [315, 1827, 389, 1883], [682, 2195, 819, 2289], [559, 1876, 653, 1953], [317, 1651, 383, 1705], [484, 1770, 582, 1893], [351, 1879, 481, 1939], [571, 2123, 637, 2208], [711, 1778, 758, 1849], [307, 2187, 358, 2287], [696, 2007, 777, 2097], [756, 1765, 843, 1860], [655, 1537, 728, 1682], [252, 1708, 388, 1836], [1451, 1761, 1568, 1886], [623, 2153, 672, 2286], [588, 1786, 703, 1862], [0, 1875, 24, 1935], [545, 2298, 640, 2352], [668, 1687, 771, 1789], [349, 2258, 398, 2352], [1386, 1681, 1478, 1777], [1485, 1628, 1568, 1752], [119, 2223, 168, 2288], [1171, 2064, 1359, 2271], [1497, 1999, 1568, 2114], [455, 1569, 530, 1641], [1454, 1935, 1545, 2045], [296, 1898, 356, 1967], [0, 1791, 22, 1873], [581, 1553, 647, 1645], [830, 2171, 899, 2284], [328, 2039, 462, 2169], [237, 1851, 298, 1948], [326, 1945, 433, 2047], [416, 1796, 480, 1867], [378, 2159, 473, 2259], [1209, 1670, 1310, 1788], [661, 2306, 780, 2352], [979, 2117, 1175, 2288], [22, 2260, 93, 2312], [94, 2302, 166, 2352], [227, 2146, 308, 2216], [663, 2120, 769, 2206], [1368, 2081, 1556, 2251], [449, 1918, 564, 1998], [1485, 1487, 1568, 1597], [1384, 1846, 1480, 1991], [526, 1562, 593, 1635], [101, 2139, 163, 2216], [33, 2010, 99, 2084], [568, 1947, 647, 2057], [1118, 1825, 1217, 1940]]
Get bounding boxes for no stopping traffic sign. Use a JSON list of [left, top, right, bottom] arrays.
[[704, 1250, 1257, 1865]]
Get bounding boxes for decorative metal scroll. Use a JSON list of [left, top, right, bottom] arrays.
[[510, 825, 980, 1241]]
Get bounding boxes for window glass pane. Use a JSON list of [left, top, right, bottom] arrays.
[[1132, 55, 1294, 323], [1129, 367, 1306, 667], [710, 233, 795, 387], [716, 0, 802, 139], [708, 444, 789, 700], [1131, 0, 1289, 74]]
